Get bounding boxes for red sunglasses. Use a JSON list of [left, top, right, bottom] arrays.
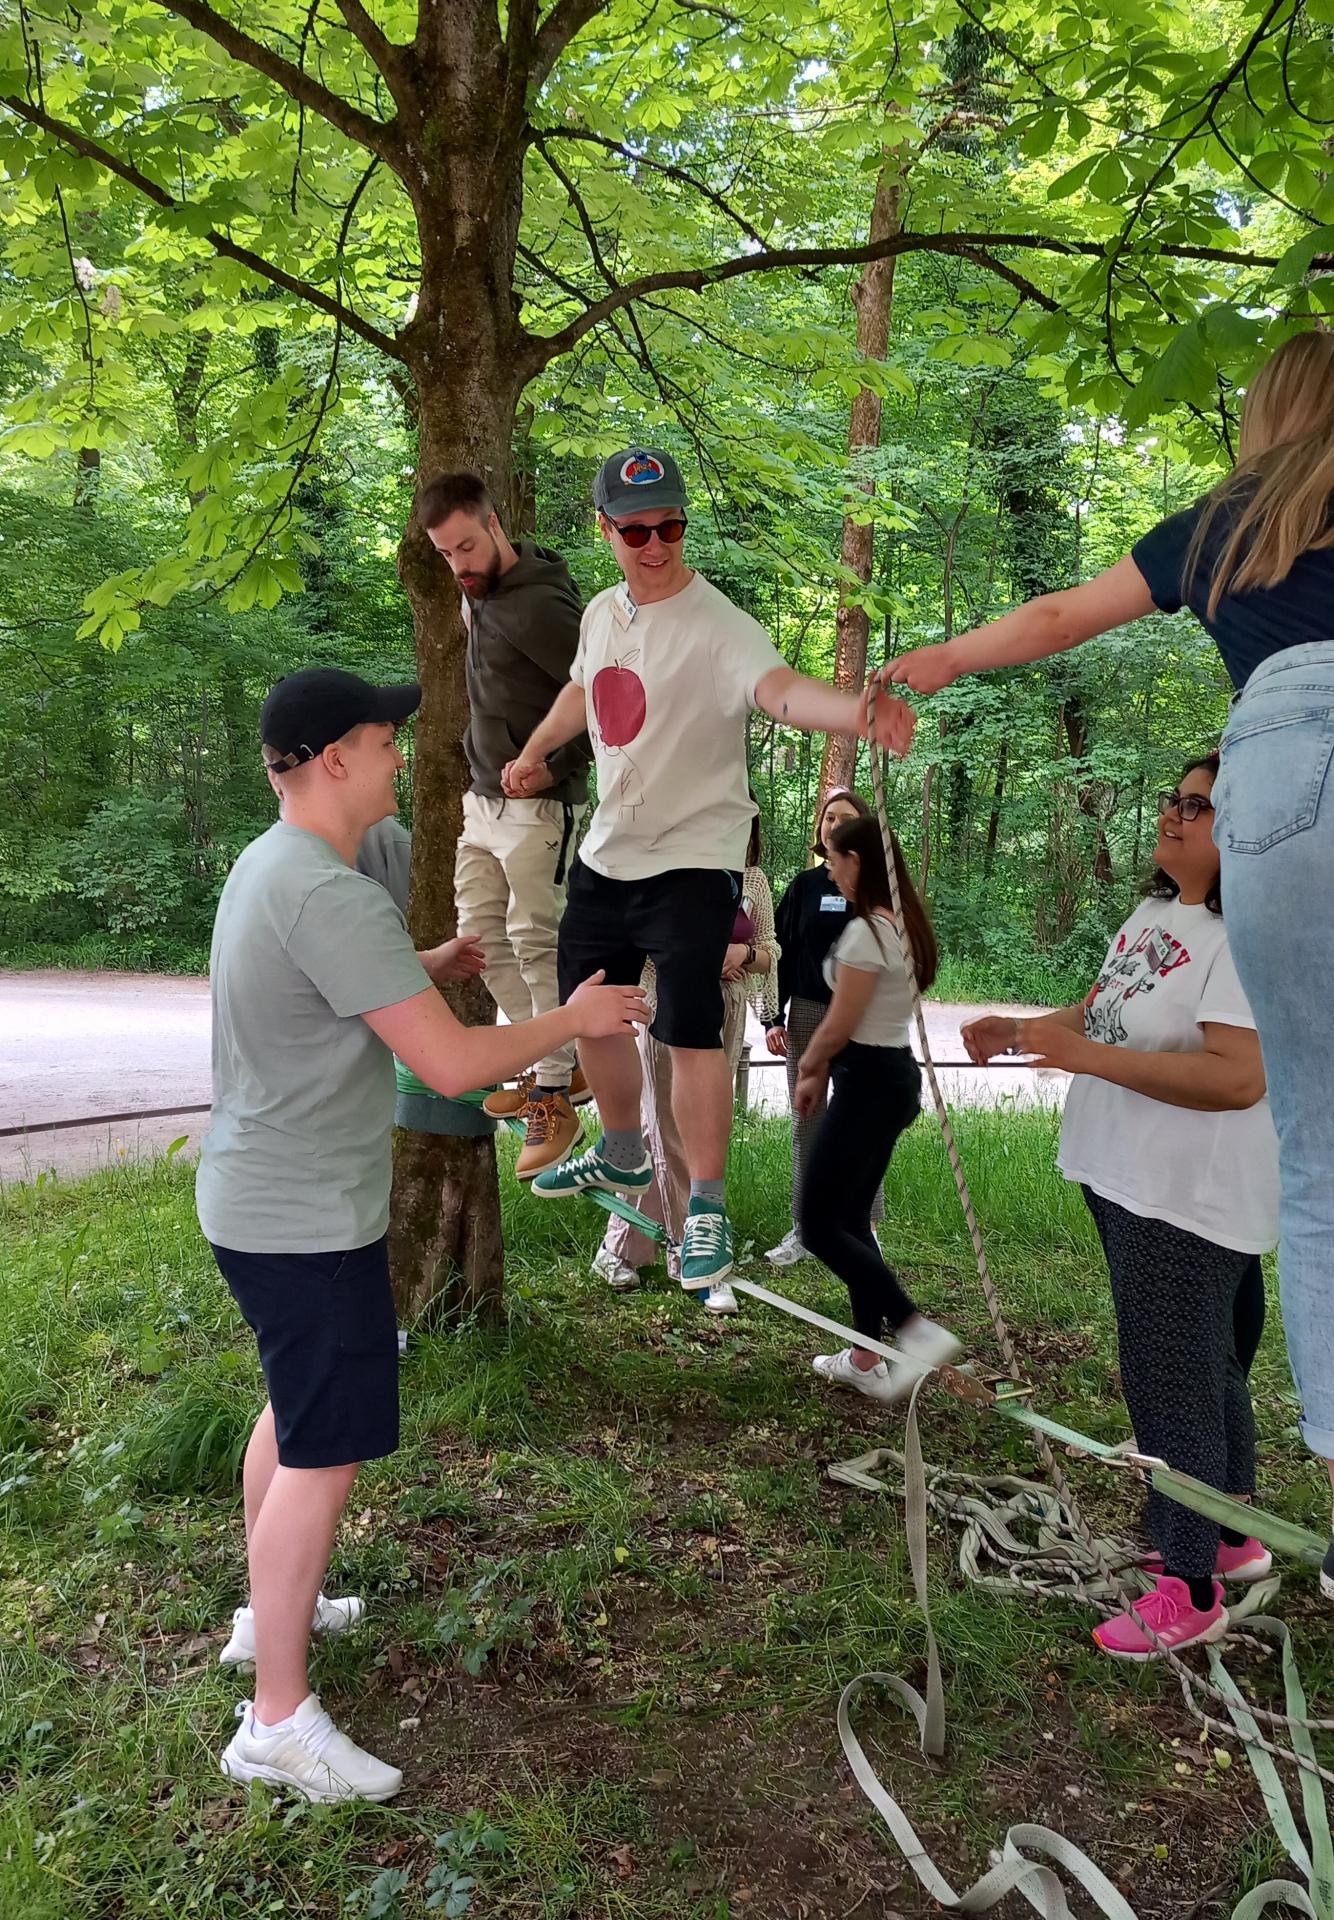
[[611, 516, 688, 549]]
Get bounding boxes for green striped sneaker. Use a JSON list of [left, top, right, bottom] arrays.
[[679, 1199, 733, 1290], [531, 1142, 653, 1200]]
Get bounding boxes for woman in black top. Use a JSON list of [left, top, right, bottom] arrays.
[[763, 787, 877, 1265], [887, 328, 1334, 1594]]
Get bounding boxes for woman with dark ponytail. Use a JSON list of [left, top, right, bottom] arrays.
[[794, 813, 961, 1404]]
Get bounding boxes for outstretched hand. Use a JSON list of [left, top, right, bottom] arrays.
[[885, 644, 960, 697], [569, 969, 651, 1038], [961, 1014, 1089, 1074], [865, 685, 916, 758], [960, 1015, 1018, 1066], [422, 935, 487, 985]]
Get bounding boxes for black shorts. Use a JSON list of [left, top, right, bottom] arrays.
[[558, 860, 738, 1050], [211, 1237, 398, 1469]]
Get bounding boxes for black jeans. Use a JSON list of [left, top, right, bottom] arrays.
[[1082, 1189, 1260, 1579], [799, 1043, 922, 1342]]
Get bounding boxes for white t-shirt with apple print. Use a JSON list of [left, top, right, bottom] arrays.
[[570, 571, 786, 881]]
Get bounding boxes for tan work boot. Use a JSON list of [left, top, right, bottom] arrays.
[[483, 1071, 535, 1120], [515, 1090, 581, 1180], [567, 1067, 593, 1107]]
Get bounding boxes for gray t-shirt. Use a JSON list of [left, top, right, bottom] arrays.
[[197, 822, 431, 1254], [355, 816, 412, 914]]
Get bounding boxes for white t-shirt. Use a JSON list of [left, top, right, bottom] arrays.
[[1057, 899, 1279, 1254], [570, 571, 786, 880], [822, 913, 914, 1047]]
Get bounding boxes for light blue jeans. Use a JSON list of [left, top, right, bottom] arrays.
[[1215, 642, 1334, 1461]]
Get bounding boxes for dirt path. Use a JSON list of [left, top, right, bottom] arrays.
[[0, 969, 1065, 1184]]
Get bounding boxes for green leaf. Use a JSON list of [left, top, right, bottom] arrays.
[[1284, 155, 1320, 210], [1020, 110, 1061, 159], [1046, 154, 1098, 201], [1088, 152, 1127, 202], [1247, 149, 1288, 194]]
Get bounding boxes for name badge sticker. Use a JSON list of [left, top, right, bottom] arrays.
[[819, 895, 848, 912], [611, 584, 638, 631]]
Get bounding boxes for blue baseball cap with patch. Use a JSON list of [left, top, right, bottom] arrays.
[[592, 446, 687, 518]]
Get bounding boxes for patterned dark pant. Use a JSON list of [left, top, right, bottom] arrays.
[[1083, 1188, 1262, 1580], [784, 995, 883, 1232]]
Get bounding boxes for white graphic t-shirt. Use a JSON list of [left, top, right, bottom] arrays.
[[1057, 898, 1278, 1253], [570, 571, 786, 880]]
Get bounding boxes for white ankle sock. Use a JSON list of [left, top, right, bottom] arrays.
[[252, 1708, 296, 1737]]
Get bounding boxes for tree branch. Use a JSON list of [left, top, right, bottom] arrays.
[[145, 0, 401, 163], [530, 126, 772, 249], [1, 94, 404, 359], [520, 228, 1334, 373], [532, 0, 610, 92], [331, 0, 402, 83], [952, 247, 1061, 314]]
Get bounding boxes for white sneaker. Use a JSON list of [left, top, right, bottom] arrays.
[[886, 1317, 963, 1405], [704, 1282, 738, 1315], [219, 1592, 365, 1670], [591, 1246, 641, 1293], [812, 1347, 901, 1404], [765, 1229, 808, 1268], [221, 1693, 402, 1803]]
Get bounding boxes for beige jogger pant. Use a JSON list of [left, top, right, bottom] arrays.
[[455, 791, 574, 1086]]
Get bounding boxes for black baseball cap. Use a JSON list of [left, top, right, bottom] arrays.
[[260, 667, 421, 771], [592, 446, 687, 517]]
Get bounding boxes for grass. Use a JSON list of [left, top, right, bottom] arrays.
[[0, 932, 210, 975], [1, 1111, 1331, 1919]]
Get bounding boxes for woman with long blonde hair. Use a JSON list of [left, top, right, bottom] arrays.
[[888, 330, 1334, 1598]]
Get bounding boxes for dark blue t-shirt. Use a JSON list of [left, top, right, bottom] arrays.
[[1131, 498, 1334, 691]]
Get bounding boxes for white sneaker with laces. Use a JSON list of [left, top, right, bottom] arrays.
[[884, 1317, 963, 1405], [765, 1228, 808, 1268], [221, 1693, 402, 1803], [591, 1245, 641, 1292], [811, 1347, 900, 1404], [219, 1592, 365, 1670], [704, 1282, 738, 1315]]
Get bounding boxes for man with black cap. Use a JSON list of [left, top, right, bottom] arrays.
[[199, 666, 649, 1803], [505, 449, 915, 1298], [416, 471, 593, 1181]]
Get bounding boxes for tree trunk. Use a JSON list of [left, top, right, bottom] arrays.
[[389, 83, 528, 1325], [1062, 695, 1115, 889], [818, 154, 901, 806], [982, 738, 1008, 879]]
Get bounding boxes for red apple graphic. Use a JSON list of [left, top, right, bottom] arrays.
[[592, 657, 646, 747]]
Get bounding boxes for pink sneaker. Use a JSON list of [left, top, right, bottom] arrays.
[[1140, 1536, 1273, 1584], [1093, 1576, 1228, 1662]]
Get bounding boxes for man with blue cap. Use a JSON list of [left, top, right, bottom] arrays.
[[504, 448, 914, 1296]]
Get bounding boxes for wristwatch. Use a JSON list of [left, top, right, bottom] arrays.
[[745, 943, 757, 967]]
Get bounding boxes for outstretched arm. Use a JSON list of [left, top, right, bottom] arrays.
[[886, 556, 1156, 695], [755, 665, 915, 758]]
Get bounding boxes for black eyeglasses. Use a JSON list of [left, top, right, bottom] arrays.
[[612, 516, 688, 549], [1157, 790, 1215, 822]]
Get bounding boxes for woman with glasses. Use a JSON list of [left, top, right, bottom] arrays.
[[888, 331, 1334, 1602], [963, 754, 1278, 1659]]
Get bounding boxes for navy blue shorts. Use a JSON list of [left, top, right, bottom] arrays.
[[210, 1237, 398, 1469], [557, 860, 738, 1049]]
